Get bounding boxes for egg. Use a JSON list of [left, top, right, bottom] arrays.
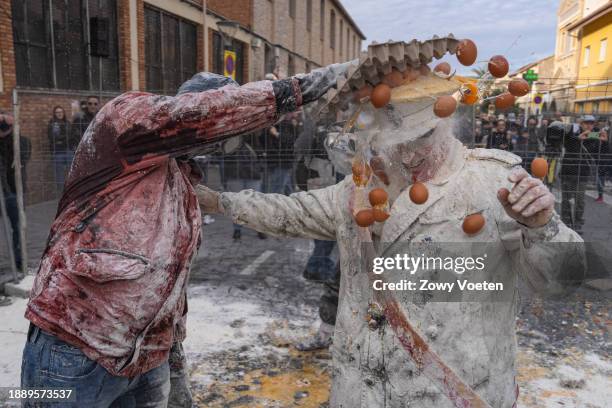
[[488, 55, 509, 78], [409, 182, 429, 204], [382, 69, 404, 87], [419, 64, 431, 76], [460, 83, 479, 105], [433, 95, 457, 118], [531, 157, 548, 179], [403, 67, 420, 81], [462, 213, 485, 235], [508, 78, 530, 97], [355, 209, 375, 227], [494, 92, 515, 110], [370, 157, 390, 185], [373, 208, 390, 222], [456, 39, 477, 66], [433, 62, 451, 76], [353, 84, 373, 101], [352, 159, 372, 186], [371, 83, 392, 108], [368, 188, 388, 206]]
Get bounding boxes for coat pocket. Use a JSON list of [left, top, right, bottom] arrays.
[[73, 248, 151, 283]]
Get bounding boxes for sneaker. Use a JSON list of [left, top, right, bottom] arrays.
[[233, 230, 241, 241], [595, 196, 604, 203]]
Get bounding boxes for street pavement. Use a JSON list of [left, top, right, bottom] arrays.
[[0, 187, 610, 407]]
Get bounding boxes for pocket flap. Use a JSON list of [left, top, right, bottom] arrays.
[[73, 248, 150, 283]]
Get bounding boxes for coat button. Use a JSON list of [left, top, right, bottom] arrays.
[[74, 222, 86, 232]]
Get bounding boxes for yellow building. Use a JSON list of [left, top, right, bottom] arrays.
[[570, 1, 612, 114]]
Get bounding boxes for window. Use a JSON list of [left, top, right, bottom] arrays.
[[599, 38, 607, 62], [306, 0, 312, 31], [11, 0, 119, 90], [583, 45, 590, 67], [339, 20, 343, 55], [211, 31, 246, 85], [330, 10, 335, 49], [264, 43, 275, 75], [346, 27, 349, 58], [592, 101, 599, 114], [354, 35, 357, 56], [145, 6, 198, 94], [288, 54, 295, 77], [289, 0, 296, 19], [320, 0, 325, 40]]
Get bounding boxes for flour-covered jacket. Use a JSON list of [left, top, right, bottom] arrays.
[[220, 144, 584, 408]]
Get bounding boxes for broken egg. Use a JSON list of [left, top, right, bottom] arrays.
[[456, 39, 477, 66], [355, 209, 375, 227], [433, 95, 457, 118], [369, 188, 388, 207], [531, 157, 548, 179], [433, 62, 452, 76], [462, 213, 485, 235], [370, 157, 390, 185], [494, 92, 515, 110], [409, 182, 429, 204], [371, 83, 392, 108], [508, 78, 530, 97], [352, 159, 372, 187], [460, 83, 479, 105], [488, 55, 509, 78]]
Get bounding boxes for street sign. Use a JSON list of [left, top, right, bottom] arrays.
[[522, 69, 538, 85], [534, 94, 543, 105], [224, 50, 236, 80]]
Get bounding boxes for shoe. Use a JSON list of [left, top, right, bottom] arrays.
[[257, 232, 267, 240], [233, 230, 241, 241], [595, 196, 604, 203]]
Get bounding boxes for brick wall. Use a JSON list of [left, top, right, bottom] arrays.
[[117, 0, 133, 90], [207, 0, 253, 29], [0, 0, 16, 111], [137, 0, 146, 91]]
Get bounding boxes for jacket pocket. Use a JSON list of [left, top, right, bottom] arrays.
[[73, 248, 151, 283], [47, 343, 100, 380]]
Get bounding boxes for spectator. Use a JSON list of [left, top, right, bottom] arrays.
[[560, 115, 601, 233], [0, 110, 31, 272], [595, 117, 610, 202], [264, 113, 300, 195], [72, 95, 100, 143], [488, 119, 510, 150], [538, 117, 550, 152], [222, 133, 266, 240], [47, 106, 75, 193]]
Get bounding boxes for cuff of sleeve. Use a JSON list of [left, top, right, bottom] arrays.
[[272, 78, 302, 115], [520, 214, 560, 245]]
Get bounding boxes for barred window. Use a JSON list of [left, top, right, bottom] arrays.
[[144, 6, 198, 94], [11, 0, 120, 91]]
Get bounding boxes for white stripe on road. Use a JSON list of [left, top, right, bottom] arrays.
[[239, 250, 275, 275], [585, 190, 612, 205]]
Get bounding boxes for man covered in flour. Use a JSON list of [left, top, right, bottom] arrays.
[[197, 37, 585, 408]]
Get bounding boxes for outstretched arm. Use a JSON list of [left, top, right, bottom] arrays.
[[197, 181, 347, 241]]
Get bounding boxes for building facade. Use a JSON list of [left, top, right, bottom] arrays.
[[0, 0, 365, 204], [568, 1, 612, 114], [507, 55, 555, 116]]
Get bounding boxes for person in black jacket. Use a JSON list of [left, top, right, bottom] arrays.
[[487, 119, 510, 150], [0, 110, 31, 271], [48, 106, 74, 192]]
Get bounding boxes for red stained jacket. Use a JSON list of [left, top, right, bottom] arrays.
[[25, 80, 301, 377]]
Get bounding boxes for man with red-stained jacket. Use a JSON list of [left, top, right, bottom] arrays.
[[20, 66, 354, 407]]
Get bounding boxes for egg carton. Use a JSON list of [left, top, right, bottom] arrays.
[[317, 34, 460, 115]]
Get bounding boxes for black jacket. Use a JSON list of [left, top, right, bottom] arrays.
[[561, 130, 609, 178], [48, 119, 76, 153], [0, 132, 31, 194]]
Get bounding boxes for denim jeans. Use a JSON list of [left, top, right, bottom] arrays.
[[266, 167, 294, 195], [305, 240, 336, 281], [53, 151, 75, 191], [21, 325, 170, 408], [3, 191, 21, 270]]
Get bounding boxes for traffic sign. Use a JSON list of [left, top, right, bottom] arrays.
[[224, 50, 236, 80], [534, 93, 543, 105]]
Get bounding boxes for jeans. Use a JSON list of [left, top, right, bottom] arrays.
[[21, 325, 170, 408], [226, 178, 262, 232], [304, 240, 336, 281], [266, 167, 294, 195], [3, 191, 21, 270], [561, 176, 586, 232], [53, 151, 74, 191], [596, 167, 606, 197]]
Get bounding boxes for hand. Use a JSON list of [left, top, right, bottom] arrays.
[[497, 168, 554, 228], [579, 131, 588, 140], [195, 184, 223, 214], [600, 130, 608, 142]]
